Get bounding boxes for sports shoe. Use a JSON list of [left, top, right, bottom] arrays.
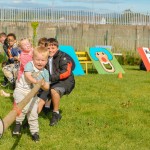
[[32, 133, 40, 142], [50, 112, 62, 126], [10, 82, 15, 90], [42, 107, 50, 115], [13, 122, 21, 135], [1, 81, 8, 87]]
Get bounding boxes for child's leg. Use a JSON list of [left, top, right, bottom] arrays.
[[2, 64, 14, 83], [37, 99, 46, 114], [27, 97, 39, 136], [15, 105, 28, 124], [45, 100, 51, 108], [37, 89, 50, 114], [13, 105, 28, 135], [42, 100, 52, 115]]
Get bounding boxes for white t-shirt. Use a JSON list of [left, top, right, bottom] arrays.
[[13, 61, 49, 103]]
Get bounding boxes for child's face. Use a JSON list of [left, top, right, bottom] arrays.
[[47, 43, 58, 57], [7, 36, 16, 47], [0, 36, 6, 44], [33, 53, 48, 70], [39, 41, 46, 48], [20, 39, 32, 52]]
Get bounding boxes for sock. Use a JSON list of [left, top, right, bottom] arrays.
[[53, 110, 59, 114], [45, 106, 50, 108]]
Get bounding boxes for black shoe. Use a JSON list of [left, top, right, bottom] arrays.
[[10, 82, 15, 90], [32, 133, 40, 142], [1, 81, 8, 87], [42, 107, 50, 115], [13, 122, 21, 135], [50, 112, 62, 126]]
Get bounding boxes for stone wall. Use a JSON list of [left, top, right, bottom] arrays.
[[0, 21, 150, 53]]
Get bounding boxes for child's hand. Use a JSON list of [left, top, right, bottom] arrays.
[[35, 79, 45, 85], [41, 80, 45, 86]]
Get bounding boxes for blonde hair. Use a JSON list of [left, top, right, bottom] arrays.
[[18, 38, 32, 49], [33, 46, 49, 59]]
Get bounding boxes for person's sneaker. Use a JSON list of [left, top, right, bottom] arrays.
[[42, 107, 50, 115], [13, 122, 21, 135], [50, 112, 62, 126], [1, 81, 8, 87], [10, 82, 15, 90], [32, 133, 40, 142]]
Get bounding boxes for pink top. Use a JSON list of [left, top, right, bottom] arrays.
[[17, 51, 33, 80]]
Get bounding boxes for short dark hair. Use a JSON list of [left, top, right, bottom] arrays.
[[38, 37, 47, 46], [7, 33, 16, 40], [46, 38, 59, 47]]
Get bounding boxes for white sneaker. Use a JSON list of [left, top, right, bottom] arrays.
[[0, 90, 10, 97]]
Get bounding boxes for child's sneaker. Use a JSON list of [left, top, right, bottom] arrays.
[[13, 122, 21, 135], [32, 133, 40, 142], [50, 112, 62, 126], [1, 81, 8, 87], [42, 107, 50, 115]]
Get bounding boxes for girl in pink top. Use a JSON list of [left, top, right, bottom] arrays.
[[17, 38, 33, 80]]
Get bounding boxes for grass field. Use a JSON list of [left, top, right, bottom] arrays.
[[0, 65, 150, 150]]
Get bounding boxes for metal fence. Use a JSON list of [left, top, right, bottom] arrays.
[[0, 8, 150, 25], [0, 8, 150, 52]]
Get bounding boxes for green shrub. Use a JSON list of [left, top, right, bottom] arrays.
[[115, 51, 141, 66]]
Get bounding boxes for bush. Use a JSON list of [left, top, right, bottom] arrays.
[[115, 52, 141, 66]]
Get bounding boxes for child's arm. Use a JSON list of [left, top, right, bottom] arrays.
[[24, 72, 37, 84], [13, 56, 20, 61], [24, 72, 49, 90], [41, 81, 49, 91]]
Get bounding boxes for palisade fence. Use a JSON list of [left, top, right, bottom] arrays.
[[0, 8, 150, 52]]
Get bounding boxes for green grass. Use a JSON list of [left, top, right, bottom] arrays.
[[0, 65, 150, 150]]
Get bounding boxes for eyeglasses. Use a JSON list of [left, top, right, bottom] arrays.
[[8, 39, 15, 42]]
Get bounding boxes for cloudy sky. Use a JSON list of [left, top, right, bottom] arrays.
[[0, 0, 149, 13]]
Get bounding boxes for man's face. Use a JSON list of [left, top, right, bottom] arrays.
[[47, 43, 58, 57]]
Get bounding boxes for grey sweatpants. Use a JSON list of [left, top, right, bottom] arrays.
[[15, 96, 39, 135]]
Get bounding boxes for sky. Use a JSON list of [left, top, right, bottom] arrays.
[[0, 0, 149, 13]]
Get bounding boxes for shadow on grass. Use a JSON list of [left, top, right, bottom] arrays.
[[10, 122, 23, 150], [11, 134, 22, 150]]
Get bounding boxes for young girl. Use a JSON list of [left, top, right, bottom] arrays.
[[17, 38, 33, 81]]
